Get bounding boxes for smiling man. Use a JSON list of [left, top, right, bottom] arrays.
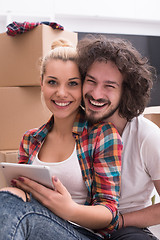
[[77, 35, 160, 240], [83, 60, 123, 124]]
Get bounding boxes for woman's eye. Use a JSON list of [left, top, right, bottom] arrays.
[[48, 80, 57, 85], [69, 81, 78, 86]]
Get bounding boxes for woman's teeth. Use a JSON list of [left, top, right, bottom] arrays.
[[54, 101, 70, 106]]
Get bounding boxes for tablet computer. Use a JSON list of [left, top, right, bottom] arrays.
[[0, 162, 54, 189]]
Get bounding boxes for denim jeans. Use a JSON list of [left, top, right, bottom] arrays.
[[0, 191, 103, 240]]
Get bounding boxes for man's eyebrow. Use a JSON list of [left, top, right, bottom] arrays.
[[86, 74, 96, 80], [104, 80, 120, 87], [86, 74, 120, 86]]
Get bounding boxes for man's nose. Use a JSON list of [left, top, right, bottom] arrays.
[[91, 85, 103, 100]]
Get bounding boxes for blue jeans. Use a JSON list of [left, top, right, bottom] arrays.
[[0, 191, 103, 240]]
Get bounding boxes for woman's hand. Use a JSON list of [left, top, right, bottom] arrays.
[[13, 176, 113, 230], [13, 176, 77, 220]]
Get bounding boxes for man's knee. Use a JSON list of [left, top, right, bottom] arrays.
[[110, 226, 154, 240]]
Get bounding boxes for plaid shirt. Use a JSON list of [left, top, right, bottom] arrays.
[[18, 110, 122, 239], [7, 21, 64, 36]]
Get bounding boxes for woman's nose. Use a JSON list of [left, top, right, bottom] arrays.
[[56, 85, 68, 98]]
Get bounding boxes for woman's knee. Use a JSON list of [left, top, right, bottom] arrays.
[[0, 187, 29, 202]]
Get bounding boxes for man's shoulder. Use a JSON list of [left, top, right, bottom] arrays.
[[124, 115, 160, 140], [132, 115, 159, 130]]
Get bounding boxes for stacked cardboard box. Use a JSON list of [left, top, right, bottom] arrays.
[[144, 106, 160, 128], [0, 25, 78, 188]]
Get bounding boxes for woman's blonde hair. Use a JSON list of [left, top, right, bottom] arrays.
[[41, 39, 77, 80]]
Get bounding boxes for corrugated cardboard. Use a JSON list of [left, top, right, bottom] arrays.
[[144, 114, 160, 128], [0, 150, 18, 163], [0, 151, 15, 188], [0, 168, 7, 188], [0, 151, 18, 188], [0, 25, 77, 87], [0, 87, 51, 150], [144, 106, 160, 128]]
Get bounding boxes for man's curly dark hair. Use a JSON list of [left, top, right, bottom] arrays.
[[77, 35, 156, 121]]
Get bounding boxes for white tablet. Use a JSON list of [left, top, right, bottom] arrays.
[[0, 162, 54, 189]]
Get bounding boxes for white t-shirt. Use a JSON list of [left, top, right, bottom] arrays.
[[119, 115, 160, 214], [32, 145, 88, 205]]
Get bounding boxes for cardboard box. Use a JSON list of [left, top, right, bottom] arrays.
[[0, 150, 19, 163], [144, 106, 160, 128], [0, 150, 18, 188], [0, 168, 7, 188], [0, 87, 51, 150], [0, 25, 77, 87], [144, 114, 160, 128]]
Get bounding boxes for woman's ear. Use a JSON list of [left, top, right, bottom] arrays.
[[40, 76, 43, 88]]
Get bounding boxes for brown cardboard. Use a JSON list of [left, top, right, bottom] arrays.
[[0, 168, 7, 188], [144, 114, 160, 128], [0, 152, 9, 188], [0, 150, 19, 163], [0, 25, 77, 87], [0, 87, 51, 150], [0, 150, 18, 188], [144, 106, 160, 128]]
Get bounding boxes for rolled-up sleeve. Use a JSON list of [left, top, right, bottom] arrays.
[[91, 123, 122, 233]]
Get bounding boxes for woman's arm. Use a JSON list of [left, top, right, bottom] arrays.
[[14, 176, 112, 229], [90, 123, 122, 231]]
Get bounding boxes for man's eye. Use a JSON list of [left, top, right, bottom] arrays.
[[69, 81, 78, 86], [105, 85, 115, 89], [86, 79, 96, 84]]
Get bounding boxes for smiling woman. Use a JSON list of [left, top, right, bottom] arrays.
[[41, 59, 81, 121], [0, 39, 123, 240]]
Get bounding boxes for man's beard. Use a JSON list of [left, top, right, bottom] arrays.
[[85, 106, 119, 124], [84, 94, 119, 124]]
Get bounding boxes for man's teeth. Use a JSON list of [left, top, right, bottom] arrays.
[[55, 101, 70, 106], [90, 99, 105, 107]]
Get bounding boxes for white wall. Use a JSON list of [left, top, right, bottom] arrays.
[[0, 0, 160, 36]]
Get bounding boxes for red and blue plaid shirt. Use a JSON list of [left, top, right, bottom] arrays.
[[18, 109, 122, 239]]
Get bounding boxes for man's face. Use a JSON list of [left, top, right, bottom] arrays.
[[83, 61, 123, 124]]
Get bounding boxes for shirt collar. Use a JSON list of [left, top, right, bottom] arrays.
[[72, 108, 88, 135], [32, 108, 88, 142], [32, 115, 54, 142]]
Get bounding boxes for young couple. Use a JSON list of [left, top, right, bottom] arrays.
[[0, 36, 160, 240]]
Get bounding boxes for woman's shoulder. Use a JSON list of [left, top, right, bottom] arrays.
[[21, 128, 39, 143]]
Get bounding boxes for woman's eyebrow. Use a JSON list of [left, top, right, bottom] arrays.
[[47, 76, 57, 79], [68, 77, 81, 81]]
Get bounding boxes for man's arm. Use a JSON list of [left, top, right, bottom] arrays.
[[119, 179, 160, 228]]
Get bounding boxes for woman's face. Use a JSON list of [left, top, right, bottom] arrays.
[[41, 59, 82, 120]]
